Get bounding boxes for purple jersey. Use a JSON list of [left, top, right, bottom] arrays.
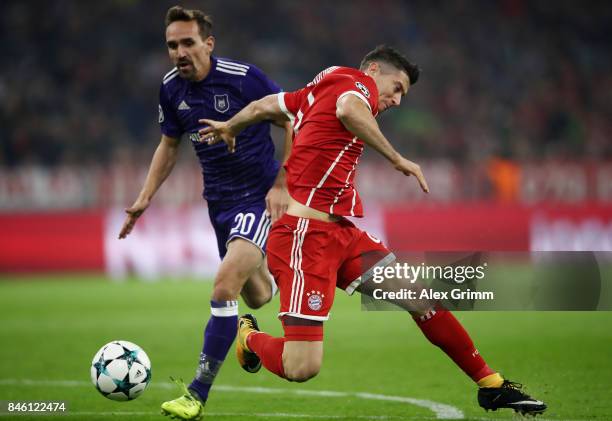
[[159, 56, 281, 205]]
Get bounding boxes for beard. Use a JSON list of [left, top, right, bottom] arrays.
[[177, 62, 197, 80]]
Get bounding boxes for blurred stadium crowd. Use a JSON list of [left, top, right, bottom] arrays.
[[2, 0, 611, 167], [0, 0, 612, 209], [1, 1, 611, 271]]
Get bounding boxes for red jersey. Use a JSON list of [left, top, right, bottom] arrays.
[[278, 66, 379, 217]]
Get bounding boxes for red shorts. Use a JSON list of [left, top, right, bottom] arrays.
[[267, 214, 394, 321]]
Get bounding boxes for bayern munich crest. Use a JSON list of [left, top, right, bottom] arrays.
[[306, 290, 324, 311]]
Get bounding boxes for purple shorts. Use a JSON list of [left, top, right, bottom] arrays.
[[208, 200, 271, 259]]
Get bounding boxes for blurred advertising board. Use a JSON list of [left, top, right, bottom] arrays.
[[0, 204, 610, 276]]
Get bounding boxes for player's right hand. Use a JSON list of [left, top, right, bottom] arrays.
[[118, 198, 150, 239], [266, 183, 289, 224], [198, 119, 236, 153], [393, 156, 430, 193]]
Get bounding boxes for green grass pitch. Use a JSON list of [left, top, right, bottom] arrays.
[[0, 275, 611, 420]]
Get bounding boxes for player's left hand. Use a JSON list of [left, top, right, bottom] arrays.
[[266, 184, 289, 223], [198, 119, 236, 153], [393, 156, 430, 193]]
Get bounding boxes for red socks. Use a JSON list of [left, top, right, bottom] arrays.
[[414, 308, 495, 383], [247, 332, 287, 379]]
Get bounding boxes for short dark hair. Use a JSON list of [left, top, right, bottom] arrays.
[[360, 45, 420, 85], [165, 6, 213, 40]]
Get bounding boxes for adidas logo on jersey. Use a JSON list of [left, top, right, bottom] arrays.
[[178, 100, 191, 110]]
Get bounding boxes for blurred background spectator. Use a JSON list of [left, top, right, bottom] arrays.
[[1, 0, 611, 207]]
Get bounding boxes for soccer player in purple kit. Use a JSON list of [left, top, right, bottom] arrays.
[[118, 6, 292, 419]]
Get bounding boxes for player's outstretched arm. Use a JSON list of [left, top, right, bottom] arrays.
[[118, 135, 180, 239], [198, 94, 287, 153], [336, 94, 429, 193]]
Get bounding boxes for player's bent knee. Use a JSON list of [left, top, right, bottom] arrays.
[[285, 365, 320, 382], [281, 339, 323, 382], [283, 358, 321, 382]]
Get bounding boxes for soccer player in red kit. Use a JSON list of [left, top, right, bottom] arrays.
[[199, 46, 547, 415]]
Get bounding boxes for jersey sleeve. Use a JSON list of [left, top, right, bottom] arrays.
[[158, 83, 182, 138], [277, 87, 309, 122], [335, 75, 377, 115], [243, 65, 282, 103]]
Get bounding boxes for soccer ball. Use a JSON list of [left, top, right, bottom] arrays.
[[90, 340, 152, 401]]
